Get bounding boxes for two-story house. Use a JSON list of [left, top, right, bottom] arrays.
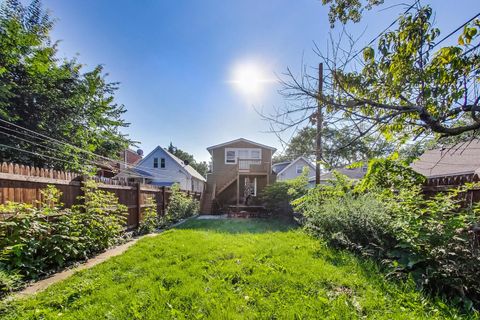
[[202, 138, 276, 214]]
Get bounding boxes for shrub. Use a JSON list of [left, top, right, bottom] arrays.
[[0, 270, 21, 295], [165, 184, 199, 222], [72, 180, 128, 252], [384, 185, 480, 308], [137, 196, 159, 235], [295, 158, 480, 309], [0, 181, 128, 293], [301, 192, 396, 258], [261, 169, 309, 215]]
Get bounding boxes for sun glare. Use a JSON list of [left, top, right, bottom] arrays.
[[229, 62, 276, 97]]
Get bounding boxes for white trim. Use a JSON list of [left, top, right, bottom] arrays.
[[207, 138, 276, 153], [135, 146, 206, 182], [277, 156, 315, 176], [225, 148, 262, 164], [296, 165, 304, 174]]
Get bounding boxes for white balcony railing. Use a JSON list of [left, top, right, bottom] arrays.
[[238, 159, 268, 173]]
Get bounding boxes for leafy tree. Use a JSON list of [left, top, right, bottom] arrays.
[[321, 0, 384, 27], [167, 142, 208, 178], [0, 0, 131, 171], [275, 126, 395, 167], [266, 4, 480, 156]]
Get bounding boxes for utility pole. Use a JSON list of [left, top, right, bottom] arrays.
[[315, 63, 323, 185]]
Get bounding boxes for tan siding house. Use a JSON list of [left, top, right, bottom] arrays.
[[202, 138, 276, 214]]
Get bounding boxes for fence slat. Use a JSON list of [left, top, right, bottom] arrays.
[[0, 161, 202, 228]]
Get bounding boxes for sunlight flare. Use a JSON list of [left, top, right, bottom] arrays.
[[228, 61, 276, 97]]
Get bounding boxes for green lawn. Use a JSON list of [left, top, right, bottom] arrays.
[[1, 218, 475, 319]]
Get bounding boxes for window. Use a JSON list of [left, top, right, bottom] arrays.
[[296, 165, 304, 174], [225, 148, 262, 164], [153, 157, 158, 168], [238, 149, 249, 159], [251, 150, 261, 159], [226, 150, 236, 164], [160, 158, 166, 168]]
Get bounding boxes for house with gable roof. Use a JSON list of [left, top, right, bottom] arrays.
[[115, 146, 206, 193], [272, 156, 316, 181], [202, 138, 277, 213]]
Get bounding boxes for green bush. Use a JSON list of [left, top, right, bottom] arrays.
[[295, 158, 480, 309], [0, 181, 128, 294], [0, 270, 21, 295], [302, 192, 396, 258], [165, 184, 199, 222], [137, 196, 159, 235], [261, 169, 309, 215], [384, 184, 480, 308]]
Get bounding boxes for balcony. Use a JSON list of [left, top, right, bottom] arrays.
[[237, 159, 269, 174]]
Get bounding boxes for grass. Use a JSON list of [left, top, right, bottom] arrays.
[[1, 218, 476, 319]]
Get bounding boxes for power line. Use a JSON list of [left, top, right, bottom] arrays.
[[348, 0, 420, 63], [429, 12, 480, 52], [0, 120, 177, 179], [0, 117, 201, 180]]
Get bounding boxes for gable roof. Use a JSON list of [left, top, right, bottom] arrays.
[[206, 138, 277, 153], [411, 140, 480, 178], [130, 146, 206, 182], [307, 165, 367, 182], [272, 161, 291, 174], [166, 149, 207, 182], [277, 156, 315, 176]]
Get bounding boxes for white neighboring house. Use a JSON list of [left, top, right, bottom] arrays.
[[273, 156, 316, 181], [115, 146, 206, 193], [308, 165, 368, 187]]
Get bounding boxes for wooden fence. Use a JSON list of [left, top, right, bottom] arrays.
[[0, 162, 202, 230], [422, 173, 480, 207]]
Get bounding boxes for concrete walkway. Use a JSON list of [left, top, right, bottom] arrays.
[[11, 216, 196, 300], [196, 214, 228, 219]]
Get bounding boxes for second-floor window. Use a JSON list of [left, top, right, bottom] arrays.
[[296, 165, 304, 174], [153, 157, 166, 168], [226, 150, 236, 164], [225, 148, 262, 164]]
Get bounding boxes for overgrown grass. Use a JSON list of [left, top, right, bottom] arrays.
[[1, 219, 476, 319]]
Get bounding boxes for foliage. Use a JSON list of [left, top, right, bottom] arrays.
[[0, 181, 128, 294], [384, 185, 480, 308], [301, 191, 395, 258], [260, 168, 309, 215], [0, 0, 131, 170], [167, 142, 208, 177], [274, 126, 395, 168], [165, 184, 199, 222], [321, 0, 384, 26], [295, 158, 480, 309], [356, 157, 426, 193], [72, 180, 128, 252], [137, 196, 159, 235], [1, 219, 470, 319], [0, 269, 21, 295], [331, 7, 480, 138]]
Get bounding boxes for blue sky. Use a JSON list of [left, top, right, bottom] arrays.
[[41, 0, 477, 162]]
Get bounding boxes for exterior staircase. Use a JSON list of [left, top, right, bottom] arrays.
[[216, 174, 238, 196], [201, 191, 214, 214]]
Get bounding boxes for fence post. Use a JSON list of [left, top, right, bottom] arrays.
[[136, 182, 141, 228], [162, 186, 166, 214]]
